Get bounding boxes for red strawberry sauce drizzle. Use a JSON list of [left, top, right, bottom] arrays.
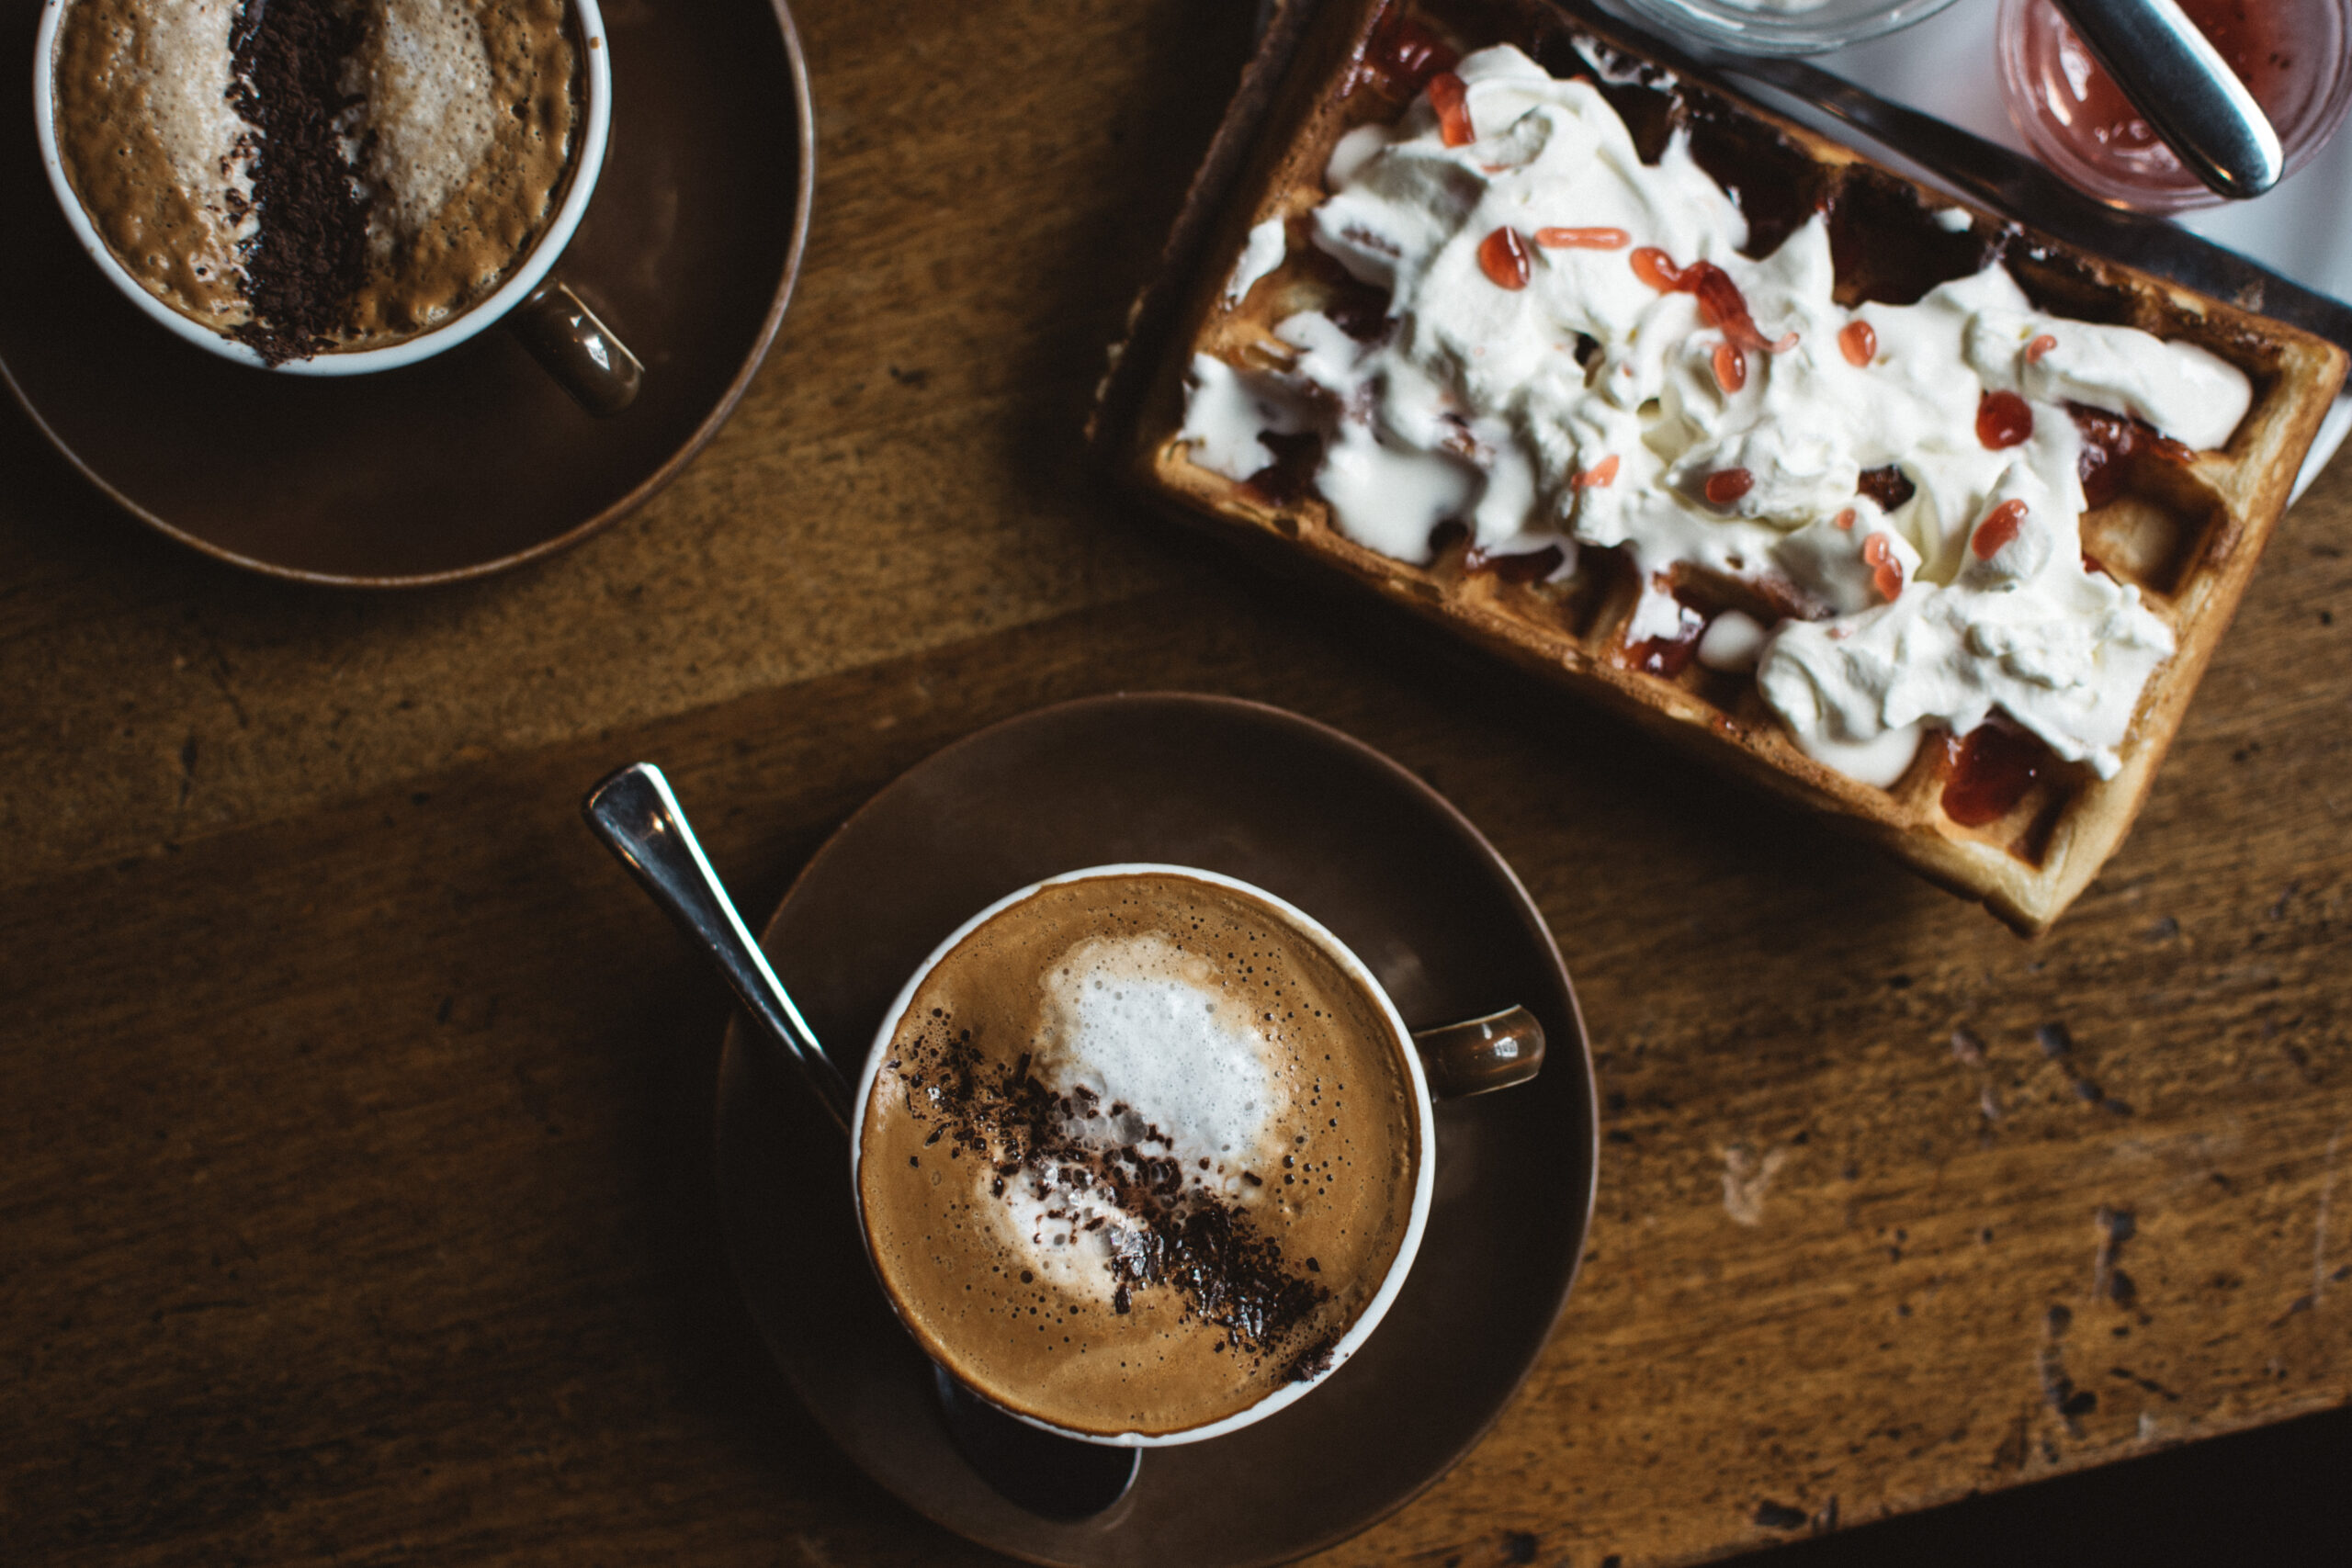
[[1478, 227, 1531, 289], [1972, 500, 2029, 560], [1631, 250, 1797, 354], [1427, 72, 1474, 147], [1536, 226, 1630, 249], [2071, 403, 2194, 507], [1861, 533, 1904, 600], [1713, 342, 1746, 393], [1977, 389, 2033, 448], [1362, 16, 1458, 97], [1941, 723, 2050, 827]]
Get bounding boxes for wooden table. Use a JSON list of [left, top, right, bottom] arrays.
[[7, 0, 2348, 1562]]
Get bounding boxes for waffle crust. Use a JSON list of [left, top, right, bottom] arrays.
[[1105, 0, 2346, 934]]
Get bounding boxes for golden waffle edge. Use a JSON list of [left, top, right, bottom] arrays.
[[1103, 0, 2347, 934]]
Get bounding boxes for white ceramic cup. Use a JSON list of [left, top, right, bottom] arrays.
[[850, 863, 1544, 1448], [31, 0, 635, 407]]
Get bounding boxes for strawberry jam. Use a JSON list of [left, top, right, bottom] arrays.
[[1573, 454, 1621, 488], [1941, 722, 2051, 827], [1713, 341, 1746, 393], [1691, 264, 1796, 353], [1972, 499, 2030, 559], [1627, 603, 1706, 676], [1428, 72, 1475, 147], [1479, 227, 1532, 289], [2070, 403, 2195, 507], [1977, 389, 2034, 449], [1631, 251, 1797, 353], [1704, 468, 1755, 506], [1862, 533, 1904, 600], [1631, 246, 1682, 292], [1536, 226, 1631, 249], [2026, 333, 2058, 364], [1838, 320, 1876, 367], [1362, 15, 1459, 98]]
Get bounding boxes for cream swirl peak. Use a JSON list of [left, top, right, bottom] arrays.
[[1178, 44, 2252, 784]]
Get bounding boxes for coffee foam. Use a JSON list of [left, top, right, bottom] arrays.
[[1038, 934, 1289, 1171], [858, 872, 1420, 1439], [53, 0, 579, 352], [338, 0, 580, 342], [987, 932, 1292, 1303], [351, 0, 501, 246], [51, 0, 258, 323], [135, 1, 253, 219]]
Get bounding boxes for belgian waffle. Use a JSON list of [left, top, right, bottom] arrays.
[[1107, 0, 2346, 934]]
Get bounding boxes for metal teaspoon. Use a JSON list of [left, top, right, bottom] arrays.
[[582, 761, 1141, 1521], [2048, 0, 2284, 198]]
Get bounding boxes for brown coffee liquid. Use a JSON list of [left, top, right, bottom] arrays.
[[51, 0, 579, 360], [859, 873, 1420, 1438]]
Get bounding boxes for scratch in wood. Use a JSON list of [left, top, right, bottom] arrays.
[[1720, 1143, 1788, 1227], [1991, 1406, 2031, 1470], [2108, 1366, 2181, 1402], [2037, 1345, 2093, 1433], [2091, 1206, 2137, 1306]]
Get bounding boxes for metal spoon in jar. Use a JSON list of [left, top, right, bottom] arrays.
[[2047, 0, 2284, 198]]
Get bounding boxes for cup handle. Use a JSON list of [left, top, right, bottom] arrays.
[[506, 279, 644, 415], [1410, 1006, 1545, 1100]]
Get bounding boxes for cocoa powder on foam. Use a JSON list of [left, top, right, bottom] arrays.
[[858, 873, 1420, 1438]]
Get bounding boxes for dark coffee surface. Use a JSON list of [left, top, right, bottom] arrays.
[[857, 872, 1421, 1438]]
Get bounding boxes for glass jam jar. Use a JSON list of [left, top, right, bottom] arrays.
[[1997, 0, 2352, 212]]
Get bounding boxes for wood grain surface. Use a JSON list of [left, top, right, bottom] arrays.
[[5, 0, 2347, 1563]]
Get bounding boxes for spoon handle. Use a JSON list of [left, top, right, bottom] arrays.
[[583, 762, 854, 1130], [2047, 0, 2283, 199]]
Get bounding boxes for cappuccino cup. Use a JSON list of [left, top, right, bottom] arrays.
[[32, 0, 639, 412], [851, 864, 1543, 1448]]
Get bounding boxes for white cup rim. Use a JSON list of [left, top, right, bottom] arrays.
[[30, 0, 612, 375], [849, 863, 1439, 1450]]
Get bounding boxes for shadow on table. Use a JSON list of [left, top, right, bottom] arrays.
[[1722, 1404, 2351, 1567]]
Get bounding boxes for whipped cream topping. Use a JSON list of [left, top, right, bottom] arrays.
[[1177, 45, 2254, 784], [1226, 215, 1292, 306]]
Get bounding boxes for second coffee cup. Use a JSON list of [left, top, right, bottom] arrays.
[[32, 0, 639, 412], [851, 863, 1543, 1448]]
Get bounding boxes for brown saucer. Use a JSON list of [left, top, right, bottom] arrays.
[[716, 694, 1598, 1567], [0, 0, 812, 586]]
